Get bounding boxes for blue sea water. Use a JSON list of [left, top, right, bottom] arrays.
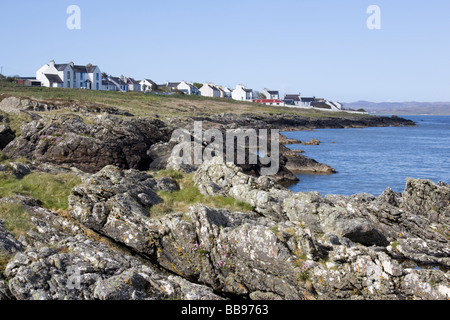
[[283, 115, 450, 196]]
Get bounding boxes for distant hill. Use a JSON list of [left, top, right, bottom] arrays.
[[343, 101, 450, 115]]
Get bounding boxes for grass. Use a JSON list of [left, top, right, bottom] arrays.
[[0, 81, 370, 120], [148, 170, 254, 218], [0, 172, 81, 211], [0, 202, 33, 238], [0, 151, 8, 162], [0, 110, 34, 136], [0, 251, 12, 275]]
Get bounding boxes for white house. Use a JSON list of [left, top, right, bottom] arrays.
[[140, 79, 157, 92], [325, 101, 343, 110], [125, 77, 140, 91], [102, 76, 128, 92], [262, 89, 280, 100], [36, 60, 102, 90], [164, 82, 181, 92], [200, 83, 221, 98], [223, 87, 233, 98], [214, 85, 227, 98], [232, 85, 253, 101], [177, 81, 200, 95], [284, 94, 313, 107]]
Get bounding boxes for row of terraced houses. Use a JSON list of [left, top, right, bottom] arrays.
[[28, 60, 348, 111]]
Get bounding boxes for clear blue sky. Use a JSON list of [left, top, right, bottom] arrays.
[[1, 0, 449, 102]]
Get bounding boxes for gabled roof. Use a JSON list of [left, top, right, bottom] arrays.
[[167, 82, 181, 88], [109, 77, 127, 85], [53, 63, 97, 73], [301, 97, 316, 103], [285, 94, 301, 102], [55, 64, 69, 71], [126, 77, 140, 85], [204, 84, 220, 92], [72, 65, 98, 73], [44, 74, 64, 83], [179, 81, 198, 90], [143, 79, 156, 84]]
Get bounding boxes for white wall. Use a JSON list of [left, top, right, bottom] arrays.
[[36, 62, 102, 90], [232, 85, 253, 101], [140, 80, 155, 92], [262, 89, 279, 100], [177, 81, 189, 94], [36, 64, 50, 87], [200, 84, 220, 97]]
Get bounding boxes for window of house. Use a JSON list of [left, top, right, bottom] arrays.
[[96, 73, 99, 81], [80, 82, 83, 88], [67, 72, 71, 79], [96, 83, 99, 90], [80, 73, 84, 80], [67, 81, 71, 88]]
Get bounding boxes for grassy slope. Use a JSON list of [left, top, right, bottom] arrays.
[[0, 81, 370, 120]]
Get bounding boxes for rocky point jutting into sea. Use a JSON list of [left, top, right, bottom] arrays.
[[1, 96, 448, 301]]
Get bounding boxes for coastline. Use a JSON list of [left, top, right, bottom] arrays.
[[1, 94, 448, 302]]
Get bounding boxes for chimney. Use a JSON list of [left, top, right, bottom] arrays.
[[50, 60, 55, 67], [87, 63, 92, 68], [69, 61, 74, 67]]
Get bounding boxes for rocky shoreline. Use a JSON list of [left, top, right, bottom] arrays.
[[0, 160, 448, 300], [1, 96, 448, 301]]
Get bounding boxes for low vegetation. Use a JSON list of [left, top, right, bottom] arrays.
[[149, 170, 254, 218], [0, 172, 81, 211], [0, 202, 33, 238], [0, 110, 34, 136], [0, 80, 368, 120]]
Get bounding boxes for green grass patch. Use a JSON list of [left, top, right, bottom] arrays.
[[0, 172, 81, 211], [0, 151, 9, 162], [151, 168, 185, 180], [0, 110, 34, 136], [148, 170, 254, 218], [0, 202, 32, 238], [0, 251, 12, 275]]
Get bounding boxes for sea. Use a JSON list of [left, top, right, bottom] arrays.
[[283, 115, 450, 196]]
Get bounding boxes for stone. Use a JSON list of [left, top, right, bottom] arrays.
[[0, 221, 23, 254], [3, 114, 172, 173], [302, 139, 321, 145], [401, 178, 450, 225]]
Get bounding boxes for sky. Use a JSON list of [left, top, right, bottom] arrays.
[[0, 0, 449, 102]]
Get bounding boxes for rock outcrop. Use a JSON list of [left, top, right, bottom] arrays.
[[0, 157, 448, 301], [0, 196, 221, 300], [0, 96, 133, 116], [3, 114, 172, 173], [186, 112, 417, 131], [65, 161, 450, 300]]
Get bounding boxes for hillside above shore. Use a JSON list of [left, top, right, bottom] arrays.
[[0, 82, 416, 129]]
